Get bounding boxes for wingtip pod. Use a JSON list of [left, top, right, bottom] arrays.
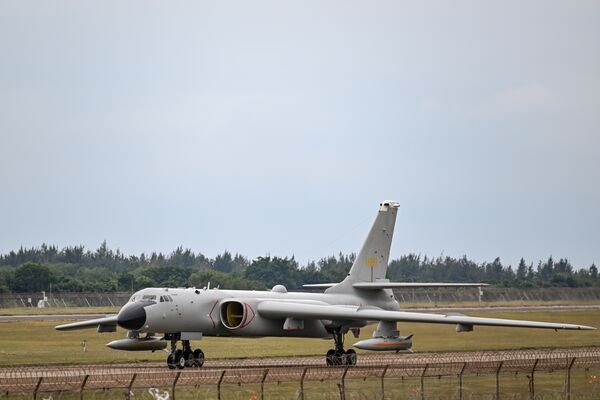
[[553, 323, 596, 330], [578, 325, 596, 330], [555, 323, 596, 331]]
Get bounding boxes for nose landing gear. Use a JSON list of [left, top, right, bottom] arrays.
[[325, 329, 357, 366], [166, 335, 205, 369]]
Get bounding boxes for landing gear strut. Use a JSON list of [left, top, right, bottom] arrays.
[[325, 329, 357, 366], [166, 334, 204, 369]]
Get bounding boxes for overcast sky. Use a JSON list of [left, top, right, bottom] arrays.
[[1, 1, 598, 268]]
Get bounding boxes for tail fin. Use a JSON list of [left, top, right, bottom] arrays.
[[348, 200, 399, 282], [327, 200, 399, 293]]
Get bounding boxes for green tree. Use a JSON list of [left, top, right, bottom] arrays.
[[10, 263, 54, 292], [245, 256, 299, 289], [214, 251, 235, 273], [590, 263, 598, 279], [516, 258, 527, 280]]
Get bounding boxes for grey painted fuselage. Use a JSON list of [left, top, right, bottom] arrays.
[[136, 285, 399, 338]]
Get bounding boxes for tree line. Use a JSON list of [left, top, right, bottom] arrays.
[[0, 242, 597, 293]]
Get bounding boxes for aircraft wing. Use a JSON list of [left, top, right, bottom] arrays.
[[55, 315, 118, 331], [257, 301, 595, 331]]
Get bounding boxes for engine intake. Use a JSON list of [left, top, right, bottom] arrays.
[[220, 301, 246, 330]]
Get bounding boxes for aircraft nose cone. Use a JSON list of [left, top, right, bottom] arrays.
[[117, 303, 147, 330]]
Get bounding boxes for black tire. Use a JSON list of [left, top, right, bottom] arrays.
[[193, 349, 205, 367], [334, 350, 345, 366], [346, 349, 357, 366], [326, 349, 335, 366], [166, 354, 176, 370], [174, 349, 185, 369], [184, 350, 195, 367]]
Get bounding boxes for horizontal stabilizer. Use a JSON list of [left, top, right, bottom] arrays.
[[352, 282, 488, 290], [55, 315, 118, 331]]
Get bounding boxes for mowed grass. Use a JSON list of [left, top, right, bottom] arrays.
[[0, 310, 598, 366]]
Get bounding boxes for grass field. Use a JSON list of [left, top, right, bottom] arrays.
[[0, 310, 598, 366]]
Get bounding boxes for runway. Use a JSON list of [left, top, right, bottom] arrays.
[[1, 304, 599, 322]]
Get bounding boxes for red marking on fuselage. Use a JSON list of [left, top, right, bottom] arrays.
[[240, 303, 256, 329], [208, 301, 219, 328]]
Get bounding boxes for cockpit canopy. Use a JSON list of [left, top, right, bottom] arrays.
[[129, 292, 173, 303]]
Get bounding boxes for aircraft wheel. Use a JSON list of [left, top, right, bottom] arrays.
[[193, 349, 205, 367], [326, 349, 335, 366], [346, 349, 357, 366], [175, 349, 185, 369], [166, 353, 176, 370], [334, 350, 345, 366], [184, 350, 195, 367]]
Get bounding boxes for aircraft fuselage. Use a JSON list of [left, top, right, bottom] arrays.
[[124, 286, 400, 338]]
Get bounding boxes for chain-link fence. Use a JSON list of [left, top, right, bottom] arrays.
[[1, 348, 600, 399]]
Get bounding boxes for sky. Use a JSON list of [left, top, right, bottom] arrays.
[[0, 1, 598, 268]]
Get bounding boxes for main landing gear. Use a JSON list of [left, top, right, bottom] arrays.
[[165, 334, 204, 369], [325, 329, 357, 366]]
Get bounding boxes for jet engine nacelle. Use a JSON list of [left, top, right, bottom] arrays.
[[219, 299, 258, 331], [218, 298, 331, 337]]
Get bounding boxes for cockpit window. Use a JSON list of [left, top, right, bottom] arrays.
[[142, 295, 157, 301], [129, 296, 137, 302]]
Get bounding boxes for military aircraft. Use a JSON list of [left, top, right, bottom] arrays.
[[56, 200, 595, 369]]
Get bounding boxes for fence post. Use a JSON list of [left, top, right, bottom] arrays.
[[260, 369, 269, 400], [171, 372, 181, 400], [381, 365, 389, 400], [566, 357, 576, 400], [79, 374, 89, 400], [340, 366, 349, 400], [529, 358, 539, 400], [32, 377, 43, 400], [421, 363, 429, 400], [495, 361, 503, 400], [459, 362, 467, 400], [127, 373, 137, 400], [300, 367, 308, 400], [217, 370, 226, 400]]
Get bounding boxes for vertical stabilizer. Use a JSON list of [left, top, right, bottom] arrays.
[[348, 200, 399, 282], [327, 201, 399, 294]]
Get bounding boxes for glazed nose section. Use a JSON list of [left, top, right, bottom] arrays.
[[117, 302, 147, 330]]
